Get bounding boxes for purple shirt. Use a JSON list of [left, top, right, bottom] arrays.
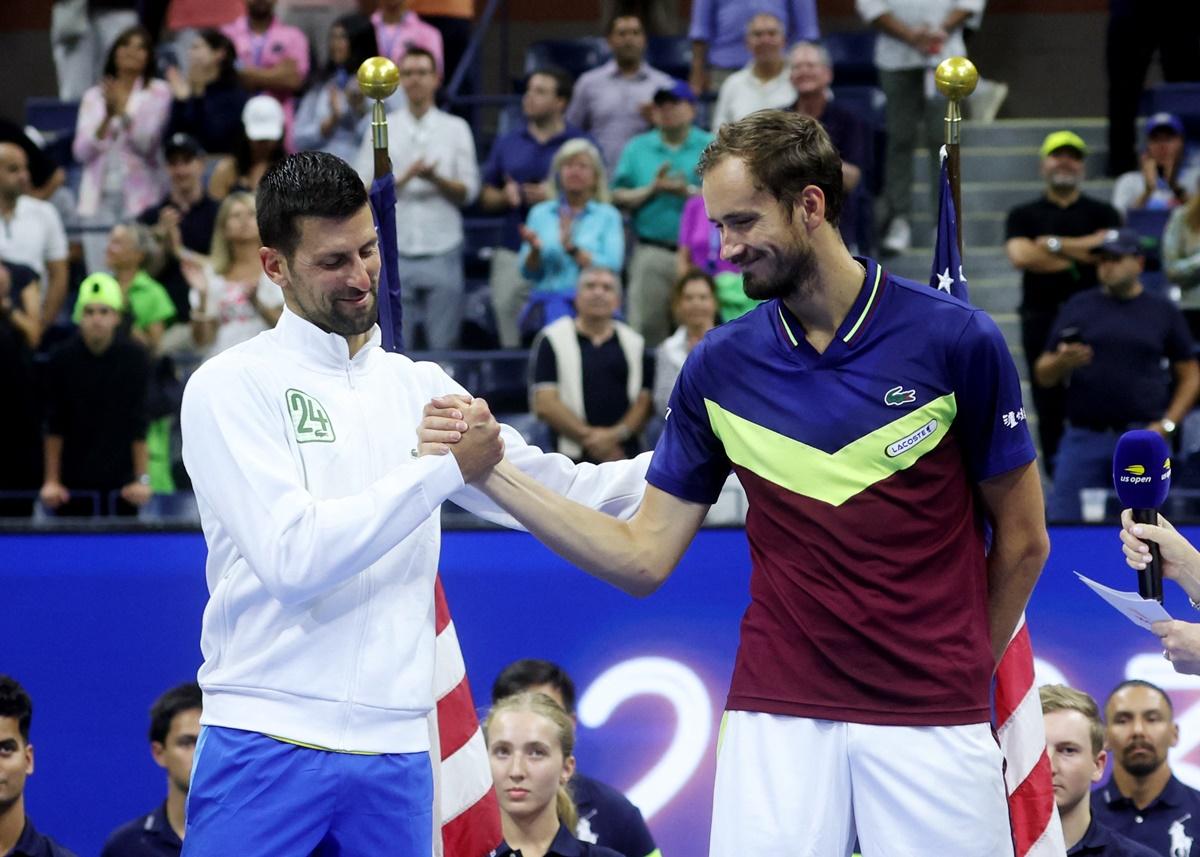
[[688, 0, 820, 69], [678, 194, 738, 276], [222, 15, 310, 152], [480, 124, 590, 250], [565, 60, 673, 174]]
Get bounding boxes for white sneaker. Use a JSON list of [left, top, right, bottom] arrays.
[[881, 217, 911, 255]]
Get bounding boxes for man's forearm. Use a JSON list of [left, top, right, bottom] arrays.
[[42, 260, 68, 326], [132, 439, 149, 480], [534, 389, 591, 443], [613, 185, 655, 211], [43, 435, 63, 483]]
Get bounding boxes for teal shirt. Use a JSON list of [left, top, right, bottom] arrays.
[[518, 199, 626, 294], [612, 125, 713, 244]]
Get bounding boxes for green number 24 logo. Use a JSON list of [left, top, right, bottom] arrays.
[[287, 389, 336, 443]]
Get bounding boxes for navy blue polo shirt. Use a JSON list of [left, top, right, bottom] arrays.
[[488, 822, 625, 857], [7, 817, 78, 857], [99, 802, 182, 857], [1092, 774, 1200, 854], [572, 773, 658, 857], [1069, 818, 1161, 856], [480, 124, 590, 251]]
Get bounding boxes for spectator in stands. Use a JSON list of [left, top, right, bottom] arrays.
[[481, 70, 589, 348], [710, 13, 793, 130], [1093, 681, 1200, 853], [485, 692, 625, 857], [371, 0, 444, 76], [1006, 130, 1122, 473], [354, 47, 478, 350], [1164, 177, 1200, 337], [410, 0, 472, 88], [50, 0, 139, 102], [165, 28, 248, 157], [1105, 1, 1200, 177], [208, 94, 287, 200], [788, 40, 870, 251], [531, 267, 652, 463], [41, 274, 151, 517], [72, 25, 172, 276], [688, 0, 819, 98], [566, 13, 673, 175], [1111, 113, 1199, 218], [183, 192, 283, 357], [654, 269, 718, 416], [491, 661, 661, 857], [277, 0, 357, 67], [858, 0, 979, 255], [1034, 228, 1198, 521], [0, 144, 69, 330], [675, 195, 754, 322], [0, 675, 78, 856], [0, 118, 65, 202], [1040, 685, 1158, 857], [613, 81, 712, 347], [0, 261, 43, 517], [222, 0, 309, 152], [137, 133, 218, 329], [104, 222, 177, 355], [100, 683, 202, 857], [294, 14, 379, 164], [517, 139, 624, 341]]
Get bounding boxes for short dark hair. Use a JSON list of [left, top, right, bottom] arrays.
[[256, 152, 369, 259], [148, 682, 202, 745], [606, 11, 645, 36], [492, 659, 577, 714], [1106, 679, 1174, 716], [528, 68, 573, 103], [401, 47, 438, 72], [0, 675, 33, 742], [698, 110, 844, 226]]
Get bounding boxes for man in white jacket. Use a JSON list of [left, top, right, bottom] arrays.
[[179, 151, 648, 856]]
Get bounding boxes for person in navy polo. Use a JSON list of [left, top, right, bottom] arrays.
[[1042, 684, 1158, 857], [492, 660, 661, 857], [0, 675, 78, 857], [100, 683, 202, 857], [1092, 681, 1200, 856]]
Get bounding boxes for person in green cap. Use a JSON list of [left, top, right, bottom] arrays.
[[41, 273, 153, 516], [1004, 129, 1121, 474]]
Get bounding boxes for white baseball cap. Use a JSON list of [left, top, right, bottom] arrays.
[[242, 95, 285, 142]]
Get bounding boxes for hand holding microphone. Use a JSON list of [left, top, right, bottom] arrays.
[[1113, 429, 1173, 601]]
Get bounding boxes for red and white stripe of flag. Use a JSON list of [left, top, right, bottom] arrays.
[[994, 614, 1065, 856], [431, 576, 502, 857]]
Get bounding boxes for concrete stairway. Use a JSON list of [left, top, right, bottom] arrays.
[[879, 118, 1114, 421]]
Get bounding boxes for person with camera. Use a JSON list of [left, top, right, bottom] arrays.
[[1034, 227, 1199, 521]]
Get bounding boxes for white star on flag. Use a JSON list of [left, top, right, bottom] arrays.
[[937, 268, 954, 293]]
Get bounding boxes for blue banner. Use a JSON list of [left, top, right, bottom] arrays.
[[369, 174, 403, 353], [930, 146, 969, 301]]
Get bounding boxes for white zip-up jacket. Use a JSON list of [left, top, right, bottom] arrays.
[[180, 307, 649, 754]]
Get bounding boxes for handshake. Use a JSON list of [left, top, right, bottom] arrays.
[[417, 394, 505, 483]]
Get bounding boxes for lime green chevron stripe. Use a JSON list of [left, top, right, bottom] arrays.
[[704, 392, 957, 506]]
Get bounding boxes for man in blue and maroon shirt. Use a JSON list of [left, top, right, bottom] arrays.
[[465, 109, 1049, 856]]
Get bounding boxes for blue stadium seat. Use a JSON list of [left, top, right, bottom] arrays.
[[524, 37, 611, 80], [646, 36, 691, 81], [822, 31, 878, 88], [24, 97, 81, 169]]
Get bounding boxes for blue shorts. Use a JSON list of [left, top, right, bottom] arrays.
[[182, 725, 433, 857]]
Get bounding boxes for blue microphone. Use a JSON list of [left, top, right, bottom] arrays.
[[1113, 429, 1173, 602]]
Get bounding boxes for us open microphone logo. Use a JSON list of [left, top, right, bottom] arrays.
[[1118, 459, 1171, 486]]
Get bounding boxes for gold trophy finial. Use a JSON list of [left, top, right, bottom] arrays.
[[357, 57, 400, 101], [934, 56, 979, 102]]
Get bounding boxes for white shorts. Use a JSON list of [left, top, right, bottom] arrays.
[[709, 711, 1015, 857]]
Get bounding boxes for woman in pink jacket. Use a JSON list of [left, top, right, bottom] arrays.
[[73, 25, 172, 273]]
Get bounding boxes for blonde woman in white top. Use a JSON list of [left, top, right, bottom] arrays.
[[183, 192, 283, 357]]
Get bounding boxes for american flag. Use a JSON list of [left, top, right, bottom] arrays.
[[928, 146, 1064, 855]]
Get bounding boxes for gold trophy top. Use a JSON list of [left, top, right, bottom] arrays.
[[357, 57, 400, 101], [934, 57, 979, 101]]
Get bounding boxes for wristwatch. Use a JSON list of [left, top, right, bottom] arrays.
[[1046, 236, 1062, 255], [137, 474, 151, 486], [1162, 418, 1177, 435]]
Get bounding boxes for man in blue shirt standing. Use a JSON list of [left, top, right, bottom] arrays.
[[0, 676, 78, 857], [101, 683, 202, 857], [1093, 681, 1200, 856]]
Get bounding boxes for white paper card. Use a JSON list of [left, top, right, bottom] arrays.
[[1076, 572, 1174, 630]]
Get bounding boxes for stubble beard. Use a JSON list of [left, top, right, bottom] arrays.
[[742, 239, 820, 302]]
